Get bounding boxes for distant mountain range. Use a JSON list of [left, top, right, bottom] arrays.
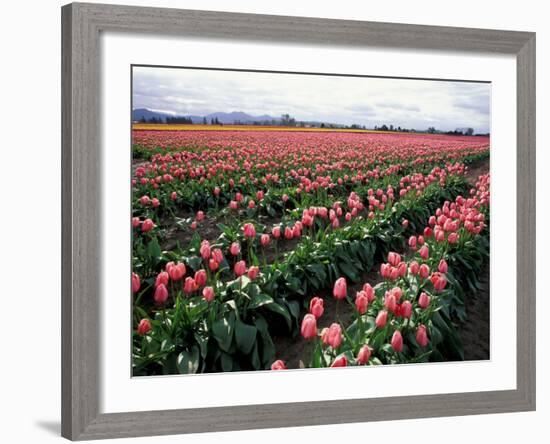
[[132, 108, 281, 124]]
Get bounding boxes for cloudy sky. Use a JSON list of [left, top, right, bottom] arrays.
[[133, 66, 491, 133]]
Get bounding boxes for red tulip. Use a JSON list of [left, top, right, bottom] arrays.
[[300, 314, 317, 339], [333, 277, 347, 300]]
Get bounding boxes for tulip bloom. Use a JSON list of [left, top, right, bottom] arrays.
[[194, 269, 207, 287], [309, 297, 324, 319], [384, 293, 397, 312], [243, 223, 256, 239], [271, 360, 287, 370], [391, 330, 403, 352], [211, 248, 224, 264], [230, 242, 241, 256], [131, 272, 140, 293], [333, 277, 347, 300], [260, 234, 270, 246], [388, 252, 401, 267], [416, 324, 429, 347], [419, 245, 429, 259], [234, 260, 247, 277], [375, 310, 388, 328], [154, 283, 169, 304], [330, 355, 348, 367], [418, 292, 431, 309], [284, 226, 294, 239], [272, 226, 281, 238], [355, 291, 369, 314], [401, 300, 412, 318], [183, 277, 198, 294], [202, 286, 215, 302], [419, 264, 430, 279], [438, 259, 448, 273], [141, 218, 154, 232], [408, 236, 417, 249], [200, 241, 211, 260], [357, 345, 371, 365], [363, 283, 375, 302], [208, 259, 219, 271], [196, 211, 205, 221], [322, 323, 342, 349], [166, 262, 186, 281], [430, 272, 447, 291], [132, 217, 140, 228], [155, 271, 169, 288], [248, 266, 260, 280], [137, 319, 151, 336], [409, 261, 420, 275], [300, 314, 317, 339]]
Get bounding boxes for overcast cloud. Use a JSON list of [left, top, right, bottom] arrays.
[[133, 66, 490, 133]]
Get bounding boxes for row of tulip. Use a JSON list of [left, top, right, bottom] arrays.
[[270, 174, 490, 369]]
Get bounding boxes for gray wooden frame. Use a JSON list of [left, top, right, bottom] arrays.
[[61, 2, 536, 440]]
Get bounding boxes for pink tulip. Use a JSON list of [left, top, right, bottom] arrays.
[[363, 283, 375, 302], [401, 300, 412, 318], [183, 277, 198, 294], [200, 241, 211, 260], [208, 259, 219, 271], [202, 286, 215, 302], [131, 272, 140, 293], [284, 226, 294, 240], [166, 262, 186, 281], [388, 252, 401, 267], [260, 234, 270, 246], [132, 217, 140, 228], [138, 195, 150, 205], [309, 297, 324, 319], [154, 283, 169, 304], [430, 272, 447, 291], [438, 259, 448, 273], [418, 292, 431, 309], [234, 260, 247, 277], [384, 293, 397, 312], [330, 355, 348, 367], [194, 269, 207, 288], [448, 232, 459, 244], [419, 264, 430, 279], [300, 314, 317, 339], [322, 323, 342, 349], [248, 266, 260, 280], [357, 345, 371, 365], [151, 198, 160, 208], [408, 236, 417, 249], [333, 277, 347, 300], [419, 245, 429, 259], [229, 200, 238, 210], [416, 324, 429, 347], [196, 211, 205, 221], [375, 310, 388, 328], [391, 330, 403, 352], [212, 248, 224, 263], [355, 291, 369, 314], [230, 242, 241, 256], [170, 191, 177, 201], [409, 261, 420, 275], [141, 218, 154, 232], [272, 226, 281, 238], [271, 360, 287, 370], [402, 219, 409, 228], [137, 319, 151, 336], [243, 223, 256, 238], [155, 271, 169, 288]]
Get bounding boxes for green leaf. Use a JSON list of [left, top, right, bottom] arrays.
[[177, 347, 200, 374], [235, 320, 257, 355], [212, 313, 235, 352], [248, 293, 274, 309], [263, 302, 291, 329]]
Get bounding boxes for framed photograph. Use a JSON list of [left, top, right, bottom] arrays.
[[61, 2, 536, 440]]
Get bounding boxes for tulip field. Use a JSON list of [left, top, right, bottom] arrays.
[[131, 129, 490, 375]]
